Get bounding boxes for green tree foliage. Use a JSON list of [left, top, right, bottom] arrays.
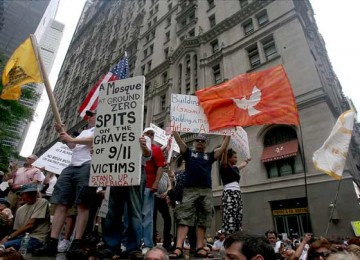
[[0, 52, 39, 171]]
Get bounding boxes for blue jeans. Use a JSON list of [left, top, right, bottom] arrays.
[[142, 188, 154, 248], [102, 167, 146, 254], [3, 236, 43, 252]]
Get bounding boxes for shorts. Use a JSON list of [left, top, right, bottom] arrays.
[[50, 164, 96, 207], [175, 187, 213, 228]]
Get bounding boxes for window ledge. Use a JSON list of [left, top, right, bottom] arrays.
[[246, 55, 281, 73]]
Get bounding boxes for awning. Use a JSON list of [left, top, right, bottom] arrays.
[[261, 139, 298, 162]]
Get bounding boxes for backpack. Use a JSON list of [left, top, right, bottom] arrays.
[[167, 169, 186, 204]]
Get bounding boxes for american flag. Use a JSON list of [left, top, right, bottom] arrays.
[[78, 53, 129, 118]]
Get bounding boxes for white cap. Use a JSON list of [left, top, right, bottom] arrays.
[[143, 127, 155, 134]]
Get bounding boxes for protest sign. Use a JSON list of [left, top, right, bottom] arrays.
[[90, 76, 145, 186], [98, 187, 110, 218], [150, 123, 180, 153], [170, 94, 250, 158], [32, 142, 72, 175]]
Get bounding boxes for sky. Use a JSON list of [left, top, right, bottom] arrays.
[[20, 0, 360, 156]]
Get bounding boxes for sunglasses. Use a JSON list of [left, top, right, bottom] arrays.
[[195, 139, 206, 143], [314, 252, 330, 258]]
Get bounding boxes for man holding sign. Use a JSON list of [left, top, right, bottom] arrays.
[[34, 110, 97, 257], [169, 132, 230, 259]]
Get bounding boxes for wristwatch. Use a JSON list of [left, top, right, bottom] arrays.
[[7, 235, 12, 240]]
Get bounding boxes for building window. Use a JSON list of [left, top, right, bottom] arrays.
[[207, 0, 215, 9], [141, 65, 146, 75], [256, 10, 269, 26], [212, 64, 221, 84], [240, 0, 248, 8], [145, 83, 150, 96], [180, 19, 187, 28], [186, 83, 191, 94], [143, 49, 148, 58], [160, 94, 166, 110], [243, 19, 254, 35], [247, 44, 260, 68], [149, 44, 154, 55], [262, 36, 277, 61], [148, 21, 152, 29], [168, 3, 172, 10], [163, 72, 168, 84], [153, 16, 157, 24], [147, 60, 152, 72], [166, 16, 171, 27], [178, 63, 182, 88], [262, 126, 303, 178], [164, 47, 169, 59], [211, 39, 219, 53], [188, 28, 195, 37], [165, 31, 170, 42], [151, 30, 156, 39], [209, 14, 216, 28]]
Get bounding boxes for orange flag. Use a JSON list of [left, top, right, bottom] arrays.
[[195, 65, 299, 130]]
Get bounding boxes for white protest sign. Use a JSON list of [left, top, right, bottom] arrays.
[[97, 187, 110, 218], [32, 142, 72, 175], [150, 123, 180, 153], [170, 94, 250, 159], [231, 127, 250, 159], [90, 76, 145, 186]]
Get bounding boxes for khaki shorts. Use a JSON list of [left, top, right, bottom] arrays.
[[175, 187, 213, 228]]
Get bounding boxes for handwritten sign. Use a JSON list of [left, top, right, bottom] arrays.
[[98, 187, 110, 218], [150, 123, 180, 153], [90, 76, 145, 186], [32, 142, 72, 175], [170, 94, 250, 159]]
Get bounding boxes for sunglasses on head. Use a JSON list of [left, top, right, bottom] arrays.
[[314, 252, 330, 258], [195, 139, 206, 143]]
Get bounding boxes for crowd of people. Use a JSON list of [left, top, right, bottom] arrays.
[[0, 109, 359, 260]]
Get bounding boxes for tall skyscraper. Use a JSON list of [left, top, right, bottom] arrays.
[[34, 0, 360, 237], [0, 0, 63, 151]]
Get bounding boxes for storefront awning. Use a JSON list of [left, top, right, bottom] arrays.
[[261, 139, 298, 162]]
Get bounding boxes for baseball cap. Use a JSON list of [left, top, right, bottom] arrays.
[[0, 198, 10, 207], [195, 134, 207, 141], [143, 127, 155, 134], [17, 183, 38, 194], [86, 110, 96, 117]]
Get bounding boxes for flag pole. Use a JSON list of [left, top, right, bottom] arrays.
[[325, 178, 342, 237], [29, 34, 62, 125]]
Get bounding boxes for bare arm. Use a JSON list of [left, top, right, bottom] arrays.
[[173, 131, 187, 154], [59, 132, 93, 148], [152, 167, 163, 191], [238, 158, 251, 170], [221, 137, 231, 167], [290, 234, 312, 260], [214, 136, 231, 159], [0, 218, 37, 243]]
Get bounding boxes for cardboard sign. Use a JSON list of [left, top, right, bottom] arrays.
[[170, 94, 250, 159], [150, 123, 180, 153], [32, 142, 73, 175], [98, 187, 110, 218], [90, 76, 145, 186]]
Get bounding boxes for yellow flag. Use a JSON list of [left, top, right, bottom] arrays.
[[313, 110, 355, 180], [1, 37, 42, 100]]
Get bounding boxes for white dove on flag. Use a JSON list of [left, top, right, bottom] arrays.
[[232, 86, 262, 116]]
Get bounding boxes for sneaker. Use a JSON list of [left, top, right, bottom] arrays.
[[142, 247, 150, 255], [58, 239, 71, 253]]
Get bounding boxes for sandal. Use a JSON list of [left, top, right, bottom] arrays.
[[169, 247, 184, 259], [194, 247, 214, 258]]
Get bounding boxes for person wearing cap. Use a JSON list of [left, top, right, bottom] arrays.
[[169, 132, 230, 259], [0, 184, 50, 253], [141, 127, 165, 254], [33, 109, 97, 257], [6, 154, 43, 213]]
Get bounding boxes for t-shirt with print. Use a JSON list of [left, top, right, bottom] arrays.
[[14, 198, 50, 242], [183, 148, 215, 189]]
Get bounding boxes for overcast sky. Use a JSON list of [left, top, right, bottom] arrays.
[[20, 0, 360, 156]]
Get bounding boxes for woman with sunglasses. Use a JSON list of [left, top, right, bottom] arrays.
[[220, 145, 251, 235]]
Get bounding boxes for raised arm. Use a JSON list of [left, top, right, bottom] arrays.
[[221, 137, 231, 167], [214, 136, 231, 160], [173, 131, 187, 154], [238, 158, 251, 170]]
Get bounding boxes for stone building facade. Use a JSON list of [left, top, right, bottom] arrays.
[[34, 0, 360, 238]]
